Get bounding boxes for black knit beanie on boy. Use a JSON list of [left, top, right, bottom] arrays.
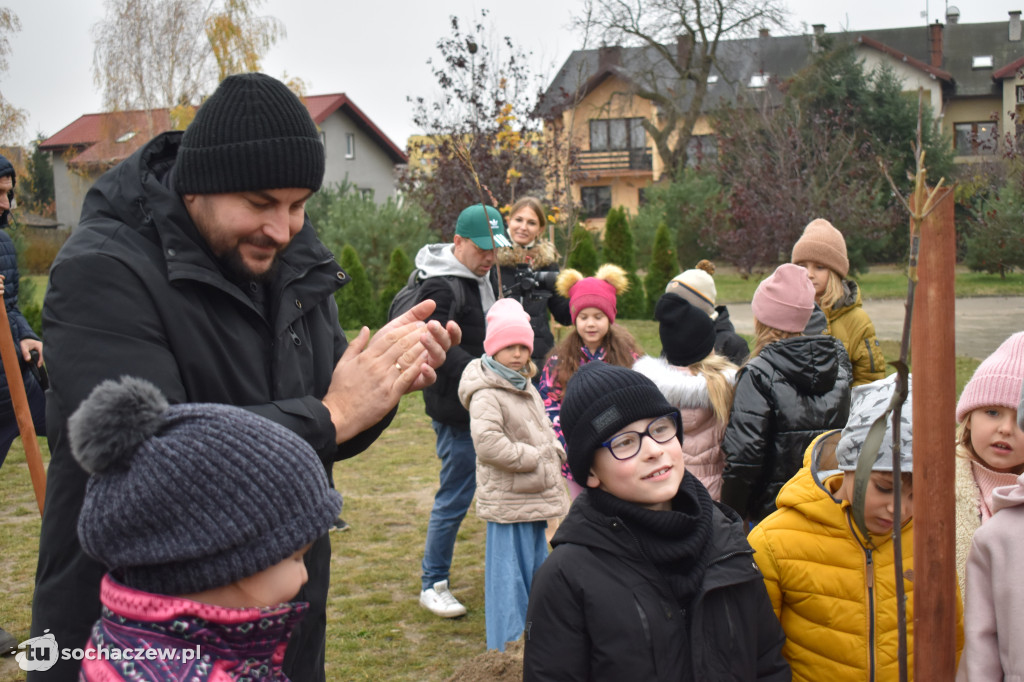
[[561, 362, 676, 484], [70, 376, 341, 597], [175, 72, 326, 195], [655, 293, 716, 368]]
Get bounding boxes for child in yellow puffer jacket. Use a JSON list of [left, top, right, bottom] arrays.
[[792, 218, 885, 386], [748, 374, 963, 680]]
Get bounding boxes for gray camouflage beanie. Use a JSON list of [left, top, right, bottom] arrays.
[[175, 72, 325, 195], [836, 373, 913, 472], [71, 376, 341, 596]]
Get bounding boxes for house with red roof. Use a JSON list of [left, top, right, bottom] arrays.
[[40, 93, 408, 230]]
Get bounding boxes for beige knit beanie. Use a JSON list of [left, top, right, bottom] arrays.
[[791, 218, 849, 278], [665, 260, 718, 318]]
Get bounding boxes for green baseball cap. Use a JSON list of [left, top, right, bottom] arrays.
[[455, 204, 512, 250]]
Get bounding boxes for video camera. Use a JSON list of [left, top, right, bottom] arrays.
[[502, 263, 559, 303]]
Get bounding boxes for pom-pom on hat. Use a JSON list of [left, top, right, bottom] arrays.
[[665, 260, 717, 318], [836, 374, 914, 472], [484, 298, 535, 356], [175, 72, 326, 195], [791, 218, 850, 278], [556, 263, 628, 324], [655, 293, 716, 367], [957, 331, 1024, 423], [751, 263, 815, 333], [455, 204, 512, 250], [560, 362, 676, 484], [70, 376, 341, 597]]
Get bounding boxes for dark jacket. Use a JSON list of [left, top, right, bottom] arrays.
[[523, 490, 790, 682], [414, 245, 499, 426], [713, 305, 750, 365], [496, 241, 571, 364], [30, 132, 390, 682], [720, 335, 852, 523], [0, 228, 41, 420]]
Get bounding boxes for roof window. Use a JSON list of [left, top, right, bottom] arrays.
[[748, 74, 769, 89], [115, 131, 137, 143], [972, 55, 993, 69]]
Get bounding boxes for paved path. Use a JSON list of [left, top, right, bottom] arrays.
[[724, 297, 1024, 360]]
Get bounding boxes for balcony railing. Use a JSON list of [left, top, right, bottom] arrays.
[[574, 147, 653, 173]]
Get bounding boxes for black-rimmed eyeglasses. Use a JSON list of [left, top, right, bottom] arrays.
[[598, 412, 681, 461]]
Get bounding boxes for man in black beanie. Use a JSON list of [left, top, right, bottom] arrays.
[[30, 73, 459, 681]]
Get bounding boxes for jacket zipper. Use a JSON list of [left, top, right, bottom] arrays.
[[865, 547, 876, 682], [865, 339, 877, 373]]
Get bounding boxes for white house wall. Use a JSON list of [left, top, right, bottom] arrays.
[[320, 111, 398, 201], [854, 46, 944, 120], [51, 156, 100, 231]]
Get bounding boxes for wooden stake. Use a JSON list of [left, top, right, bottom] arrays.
[[910, 186, 957, 681], [0, 303, 46, 515]]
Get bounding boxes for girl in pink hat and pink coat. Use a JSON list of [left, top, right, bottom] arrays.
[[953, 332, 1024, 598], [538, 264, 641, 498], [459, 298, 570, 652], [720, 264, 852, 524]]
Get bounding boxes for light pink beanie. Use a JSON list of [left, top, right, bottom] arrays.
[[956, 331, 1024, 422], [484, 298, 535, 356], [751, 264, 815, 333]]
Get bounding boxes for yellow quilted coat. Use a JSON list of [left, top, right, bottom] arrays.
[[748, 465, 963, 681], [824, 281, 885, 387]]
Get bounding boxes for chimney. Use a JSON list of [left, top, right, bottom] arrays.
[[812, 24, 825, 53], [946, 6, 960, 24], [929, 21, 944, 68], [1011, 11, 1022, 42], [759, 27, 771, 38], [676, 35, 692, 68], [598, 45, 622, 71]]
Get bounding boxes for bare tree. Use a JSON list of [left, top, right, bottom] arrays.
[[92, 0, 284, 118], [0, 7, 27, 146], [578, 0, 785, 180]]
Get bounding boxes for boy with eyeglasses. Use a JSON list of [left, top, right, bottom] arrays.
[[523, 362, 790, 681]]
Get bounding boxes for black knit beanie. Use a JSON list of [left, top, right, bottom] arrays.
[[70, 376, 341, 596], [561, 362, 676, 484], [175, 72, 325, 195], [655, 293, 716, 367]]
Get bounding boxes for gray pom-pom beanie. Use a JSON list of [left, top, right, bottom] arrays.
[[70, 376, 342, 596]]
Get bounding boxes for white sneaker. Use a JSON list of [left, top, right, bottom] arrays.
[[419, 579, 467, 618]]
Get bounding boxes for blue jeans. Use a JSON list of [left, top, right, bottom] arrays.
[[421, 421, 477, 590], [0, 374, 46, 470], [485, 520, 548, 651]]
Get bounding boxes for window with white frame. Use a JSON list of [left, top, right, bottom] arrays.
[[345, 133, 355, 159], [954, 121, 998, 156]]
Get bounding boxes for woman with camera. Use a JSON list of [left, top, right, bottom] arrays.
[[497, 197, 572, 382]]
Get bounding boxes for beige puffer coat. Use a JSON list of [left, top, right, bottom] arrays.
[[459, 358, 570, 524]]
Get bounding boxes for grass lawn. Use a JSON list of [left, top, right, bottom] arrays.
[[0, 318, 982, 681], [706, 265, 1024, 303]]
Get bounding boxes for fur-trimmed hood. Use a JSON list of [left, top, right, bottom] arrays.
[[496, 239, 560, 269], [632, 355, 736, 410]]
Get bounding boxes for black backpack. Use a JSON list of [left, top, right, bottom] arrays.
[[387, 269, 466, 322]]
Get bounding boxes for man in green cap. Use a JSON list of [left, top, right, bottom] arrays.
[[412, 203, 510, 617]]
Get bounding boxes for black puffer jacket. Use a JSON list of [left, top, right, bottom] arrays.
[[30, 132, 390, 682], [713, 305, 750, 365], [720, 335, 851, 522], [496, 241, 571, 365], [524, 490, 790, 682], [0, 229, 41, 419]]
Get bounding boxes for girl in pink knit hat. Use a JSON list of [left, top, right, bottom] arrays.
[[719, 264, 852, 524], [792, 218, 886, 386], [458, 298, 569, 651], [538, 264, 642, 498], [953, 331, 1024, 598]]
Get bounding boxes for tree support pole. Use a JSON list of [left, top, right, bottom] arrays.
[[911, 187, 957, 680]]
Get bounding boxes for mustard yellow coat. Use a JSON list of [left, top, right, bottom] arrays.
[[748, 466, 963, 681], [824, 281, 885, 387]]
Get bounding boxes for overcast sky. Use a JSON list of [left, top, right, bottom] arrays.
[[2, 0, 1019, 149]]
